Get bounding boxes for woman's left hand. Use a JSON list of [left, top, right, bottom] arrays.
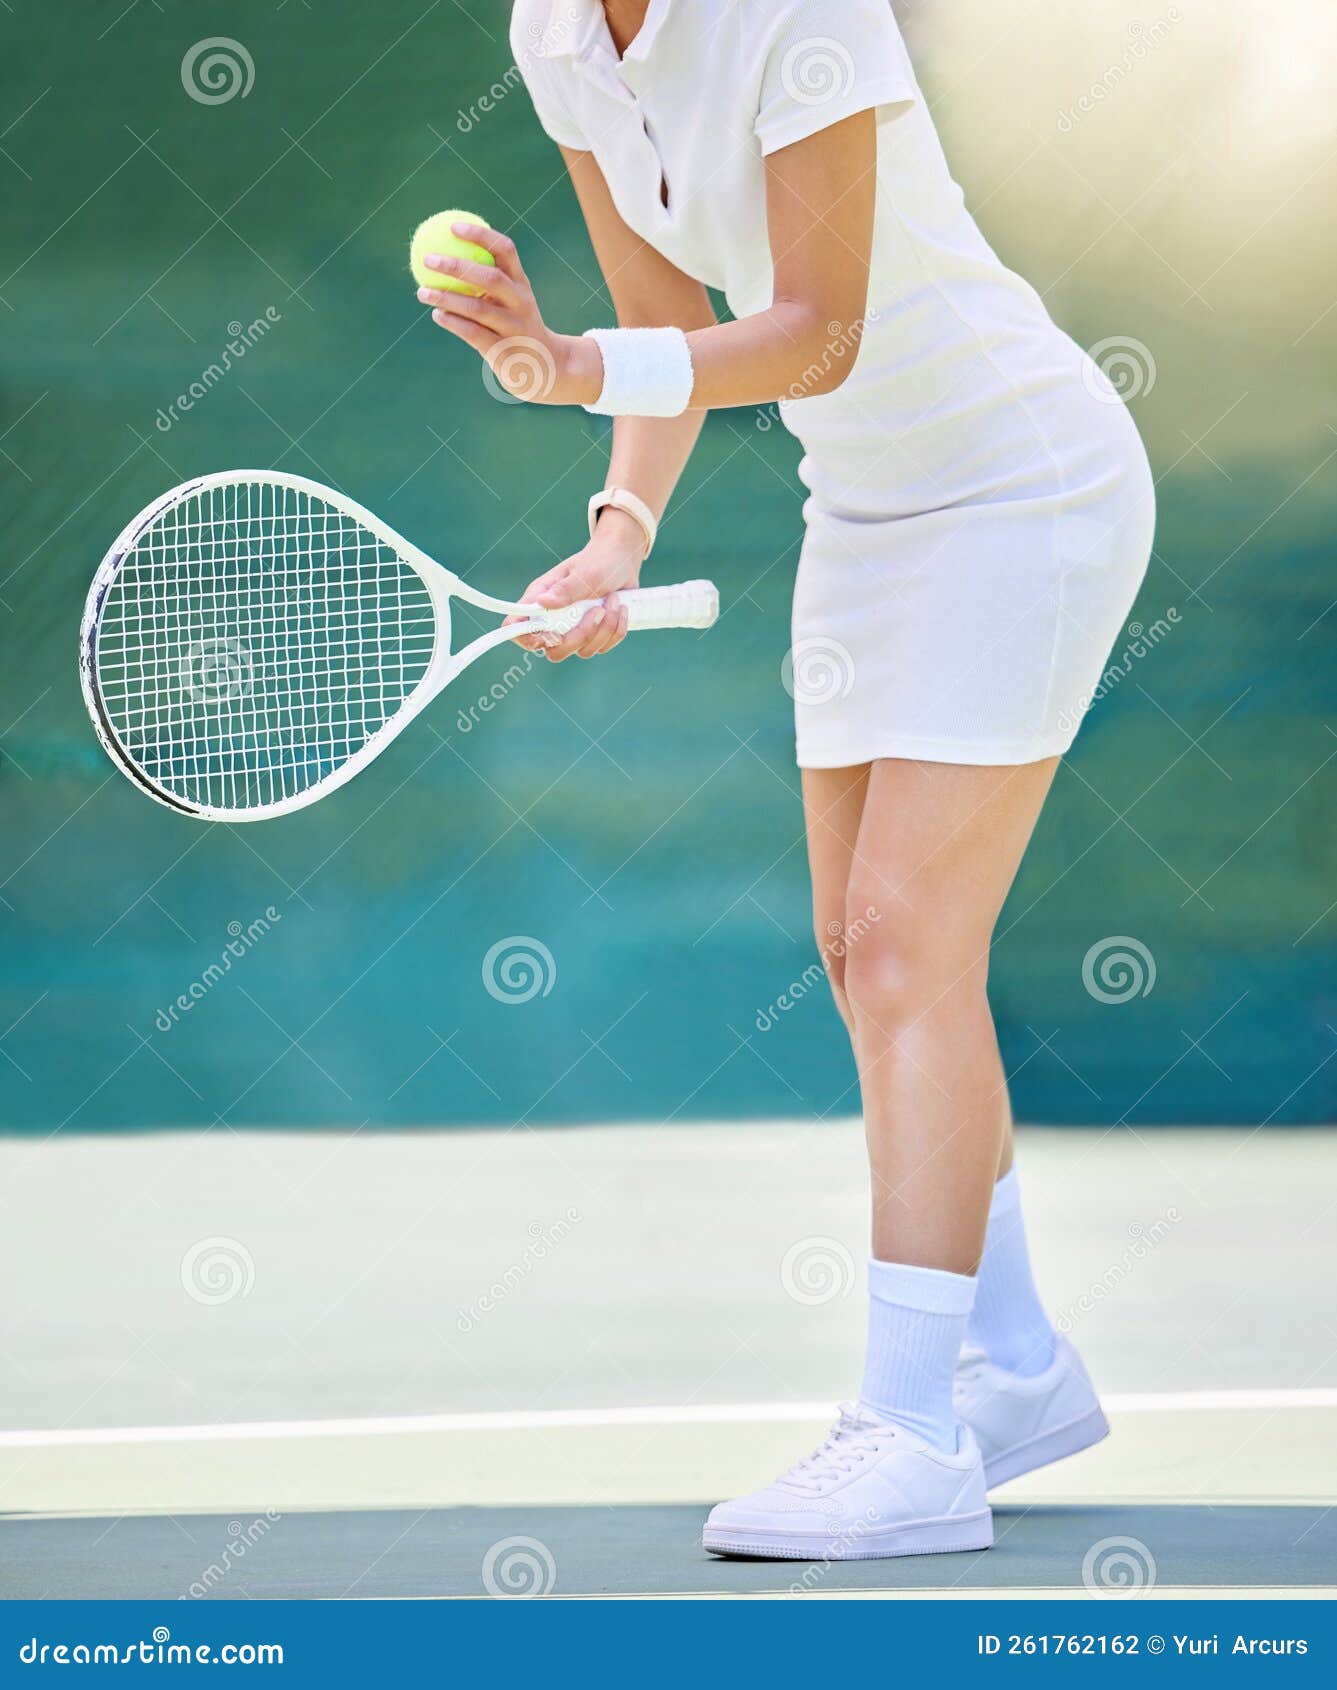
[[416, 221, 600, 406]]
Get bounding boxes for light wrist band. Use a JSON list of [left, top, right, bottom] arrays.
[[588, 487, 658, 559], [581, 327, 695, 418]]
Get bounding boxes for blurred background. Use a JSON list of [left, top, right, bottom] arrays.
[[2, 0, 1334, 1136]]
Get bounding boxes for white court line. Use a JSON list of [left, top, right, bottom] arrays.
[[3, 1387, 1335, 1448]]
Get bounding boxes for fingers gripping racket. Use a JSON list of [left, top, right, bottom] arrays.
[[80, 470, 718, 822]]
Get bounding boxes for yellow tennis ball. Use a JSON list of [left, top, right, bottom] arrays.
[[410, 209, 494, 296]]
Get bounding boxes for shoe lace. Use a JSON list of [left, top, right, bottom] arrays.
[[781, 1403, 897, 1493]]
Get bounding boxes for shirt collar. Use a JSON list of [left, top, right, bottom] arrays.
[[540, 0, 673, 66], [621, 0, 673, 65], [533, 2, 601, 61]]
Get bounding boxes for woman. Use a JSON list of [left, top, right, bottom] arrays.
[[418, 0, 1153, 1560]]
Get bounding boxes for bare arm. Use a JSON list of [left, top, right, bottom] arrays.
[[563, 144, 714, 556], [419, 109, 876, 413], [493, 147, 716, 659], [416, 113, 875, 656], [676, 110, 876, 409]]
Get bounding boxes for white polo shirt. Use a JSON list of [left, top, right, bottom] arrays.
[[511, 0, 1089, 481], [511, 0, 916, 320]]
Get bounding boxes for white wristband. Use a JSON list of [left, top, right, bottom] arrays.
[[588, 487, 658, 558], [581, 327, 695, 418]]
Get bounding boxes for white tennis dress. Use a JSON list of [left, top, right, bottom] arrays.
[[513, 0, 1155, 766]]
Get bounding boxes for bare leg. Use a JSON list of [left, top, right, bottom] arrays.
[[705, 756, 1063, 1556], [833, 757, 1057, 1273], [804, 763, 1034, 1209], [704, 754, 1083, 1557], [801, 763, 871, 1041]]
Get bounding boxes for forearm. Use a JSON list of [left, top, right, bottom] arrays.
[[560, 114, 873, 416], [601, 409, 706, 529], [686, 301, 859, 408], [564, 296, 860, 414]]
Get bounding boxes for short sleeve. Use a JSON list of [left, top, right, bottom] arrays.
[[754, 0, 916, 157], [510, 5, 587, 150]]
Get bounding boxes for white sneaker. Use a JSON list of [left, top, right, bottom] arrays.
[[702, 1404, 993, 1560], [954, 1334, 1109, 1488]]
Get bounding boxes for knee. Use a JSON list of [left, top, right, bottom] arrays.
[[841, 893, 989, 1028], [814, 914, 850, 1002]]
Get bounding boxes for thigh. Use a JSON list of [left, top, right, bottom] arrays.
[[801, 764, 871, 976], [849, 756, 1059, 961]]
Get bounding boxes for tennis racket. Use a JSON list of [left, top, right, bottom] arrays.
[[80, 469, 718, 822]]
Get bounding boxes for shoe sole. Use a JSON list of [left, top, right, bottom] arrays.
[[702, 1509, 993, 1561], [982, 1403, 1109, 1489]]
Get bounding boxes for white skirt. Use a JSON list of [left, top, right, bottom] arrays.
[[786, 341, 1157, 769]]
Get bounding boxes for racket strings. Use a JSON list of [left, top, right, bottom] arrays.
[[94, 481, 437, 812]]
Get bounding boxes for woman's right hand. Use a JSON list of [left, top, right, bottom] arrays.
[[507, 506, 648, 661]]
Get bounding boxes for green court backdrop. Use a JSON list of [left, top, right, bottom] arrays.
[[1, 1, 1333, 1132]]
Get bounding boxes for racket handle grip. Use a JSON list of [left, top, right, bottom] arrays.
[[620, 580, 719, 631]]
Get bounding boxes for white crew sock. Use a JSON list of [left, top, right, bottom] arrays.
[[966, 1167, 1057, 1377], [859, 1259, 976, 1452]]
